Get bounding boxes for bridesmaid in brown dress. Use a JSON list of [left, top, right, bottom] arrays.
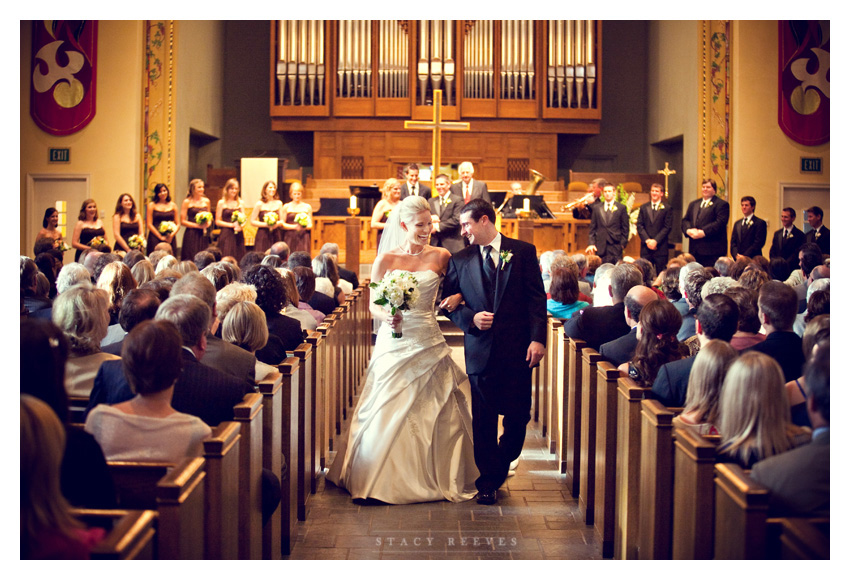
[[112, 194, 143, 253], [215, 178, 246, 262], [72, 199, 109, 262], [281, 181, 313, 253], [250, 181, 284, 254], [180, 179, 212, 260], [146, 183, 179, 256]]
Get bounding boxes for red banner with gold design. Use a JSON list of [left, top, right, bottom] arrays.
[[778, 21, 829, 146], [30, 20, 98, 136]]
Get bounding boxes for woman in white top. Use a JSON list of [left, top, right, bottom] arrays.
[[85, 319, 211, 464]]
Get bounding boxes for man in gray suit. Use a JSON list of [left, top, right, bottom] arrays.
[[428, 173, 465, 254], [751, 341, 829, 517], [399, 163, 431, 199], [450, 161, 490, 205]]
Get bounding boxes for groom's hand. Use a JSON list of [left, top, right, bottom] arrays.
[[526, 341, 545, 368], [473, 311, 494, 331]]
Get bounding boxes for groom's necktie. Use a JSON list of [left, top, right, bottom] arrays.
[[482, 245, 496, 300]]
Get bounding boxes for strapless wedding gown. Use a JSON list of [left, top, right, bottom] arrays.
[[326, 270, 478, 503]]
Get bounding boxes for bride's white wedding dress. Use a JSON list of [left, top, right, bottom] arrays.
[[326, 269, 479, 503]]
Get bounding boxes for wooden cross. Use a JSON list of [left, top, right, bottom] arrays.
[[657, 162, 677, 197], [404, 89, 470, 195]]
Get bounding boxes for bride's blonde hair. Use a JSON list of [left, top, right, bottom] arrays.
[[398, 195, 430, 226]]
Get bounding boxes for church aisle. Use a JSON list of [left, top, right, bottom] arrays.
[[287, 420, 603, 560]]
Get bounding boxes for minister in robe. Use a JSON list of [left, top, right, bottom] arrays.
[[636, 183, 673, 275], [450, 161, 490, 205], [681, 178, 730, 267]]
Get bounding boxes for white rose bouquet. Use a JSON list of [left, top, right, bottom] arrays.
[[370, 270, 420, 338], [264, 211, 279, 226], [158, 221, 178, 235], [194, 211, 213, 227], [294, 212, 311, 228], [127, 234, 146, 250]]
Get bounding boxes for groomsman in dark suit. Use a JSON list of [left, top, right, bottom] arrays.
[[805, 205, 830, 255], [399, 163, 431, 200], [682, 178, 730, 266], [636, 183, 673, 274], [769, 207, 805, 269], [450, 161, 490, 205], [730, 195, 767, 259], [586, 183, 629, 264], [428, 173, 465, 254]]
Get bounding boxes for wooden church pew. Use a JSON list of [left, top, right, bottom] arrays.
[[671, 427, 720, 559], [775, 517, 830, 560], [593, 360, 624, 559], [578, 347, 602, 525], [557, 325, 571, 474], [565, 337, 587, 499], [276, 356, 300, 556], [315, 322, 332, 462], [305, 330, 325, 485], [257, 371, 283, 560], [548, 318, 564, 455], [202, 421, 241, 559], [291, 342, 314, 521], [71, 508, 157, 560], [232, 392, 264, 560]]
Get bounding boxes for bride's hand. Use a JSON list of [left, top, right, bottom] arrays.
[[439, 293, 463, 313], [385, 312, 402, 328]]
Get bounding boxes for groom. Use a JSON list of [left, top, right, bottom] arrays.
[[441, 199, 547, 504]]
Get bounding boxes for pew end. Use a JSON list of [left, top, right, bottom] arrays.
[[71, 508, 157, 560]]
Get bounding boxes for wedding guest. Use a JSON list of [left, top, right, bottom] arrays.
[[146, 183, 179, 257], [714, 257, 734, 277], [241, 264, 305, 364], [660, 265, 682, 303], [55, 263, 92, 295], [450, 161, 490, 204], [21, 256, 52, 318], [619, 300, 687, 388], [372, 178, 402, 249], [85, 320, 212, 463], [320, 242, 359, 288], [716, 352, 810, 469], [786, 314, 828, 428], [222, 301, 277, 382], [215, 281, 258, 328], [112, 193, 143, 253], [585, 254, 602, 285], [52, 286, 120, 398], [148, 249, 169, 271], [262, 255, 284, 269], [269, 241, 290, 262], [173, 260, 199, 276], [313, 253, 345, 305], [747, 280, 805, 382], [34, 252, 60, 301], [292, 266, 325, 325], [21, 394, 106, 559], [794, 280, 829, 336], [240, 250, 264, 271], [72, 199, 109, 263], [672, 339, 738, 436], [723, 286, 764, 351], [278, 268, 318, 331], [737, 267, 769, 293], [122, 249, 146, 270], [155, 254, 178, 276], [193, 250, 216, 272], [96, 261, 137, 330], [130, 259, 155, 286], [599, 285, 658, 367], [21, 319, 117, 509], [101, 288, 161, 356], [678, 267, 710, 341], [289, 251, 335, 315], [546, 266, 589, 320]]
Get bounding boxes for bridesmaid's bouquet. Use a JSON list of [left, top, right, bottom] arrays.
[[194, 211, 213, 227], [294, 212, 311, 227], [231, 211, 247, 226], [264, 211, 279, 226], [158, 221, 178, 235], [370, 271, 420, 338], [54, 239, 71, 252], [127, 235, 146, 250]]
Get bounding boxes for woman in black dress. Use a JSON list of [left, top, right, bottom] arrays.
[[215, 178, 246, 261], [180, 178, 212, 260], [281, 181, 313, 253], [112, 194, 143, 253], [145, 183, 179, 256], [71, 199, 109, 262]]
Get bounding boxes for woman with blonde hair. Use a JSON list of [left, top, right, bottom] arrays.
[[180, 179, 212, 261], [716, 351, 811, 469], [673, 340, 738, 435], [222, 301, 277, 381], [52, 285, 120, 398], [281, 181, 312, 253], [215, 282, 258, 327], [130, 259, 155, 286], [215, 178, 246, 261], [21, 394, 106, 559], [96, 261, 137, 326], [371, 177, 402, 249], [251, 181, 284, 253]]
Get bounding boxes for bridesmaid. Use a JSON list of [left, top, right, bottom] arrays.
[[71, 199, 109, 262], [146, 183, 179, 256], [180, 178, 212, 260], [112, 194, 143, 253], [250, 181, 284, 254], [371, 178, 402, 250], [281, 181, 313, 253], [34, 207, 66, 254], [215, 178, 246, 262]]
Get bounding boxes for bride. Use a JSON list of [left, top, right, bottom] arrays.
[[325, 195, 479, 503]]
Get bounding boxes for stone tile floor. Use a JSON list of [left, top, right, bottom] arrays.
[[286, 422, 602, 560]]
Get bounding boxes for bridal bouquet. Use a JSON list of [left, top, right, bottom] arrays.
[[370, 270, 420, 338], [194, 211, 213, 227], [158, 221, 178, 235], [230, 211, 247, 226], [294, 212, 310, 227], [263, 211, 279, 226], [127, 234, 146, 250]]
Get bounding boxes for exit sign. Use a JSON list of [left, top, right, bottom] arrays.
[[801, 157, 822, 174], [49, 148, 70, 163]]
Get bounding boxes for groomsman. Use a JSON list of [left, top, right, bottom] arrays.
[[681, 178, 730, 266], [428, 174, 465, 254], [586, 183, 629, 264], [730, 195, 767, 259], [769, 207, 805, 268], [636, 183, 673, 274], [399, 163, 431, 199], [450, 161, 490, 205], [805, 206, 830, 255]]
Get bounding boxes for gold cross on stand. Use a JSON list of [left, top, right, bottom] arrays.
[[657, 162, 677, 198], [404, 89, 470, 196]]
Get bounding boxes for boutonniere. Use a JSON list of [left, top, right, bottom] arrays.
[[657, 203, 665, 210], [610, 204, 618, 212], [442, 196, 451, 206], [815, 231, 821, 239], [499, 249, 513, 270], [707, 201, 714, 207]]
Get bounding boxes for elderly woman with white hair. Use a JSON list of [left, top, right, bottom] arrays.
[[55, 262, 93, 295], [52, 285, 120, 398]]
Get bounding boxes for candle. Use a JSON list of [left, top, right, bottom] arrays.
[[350, 195, 357, 209], [523, 198, 530, 212]]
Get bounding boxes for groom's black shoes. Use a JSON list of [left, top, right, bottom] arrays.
[[476, 489, 498, 505]]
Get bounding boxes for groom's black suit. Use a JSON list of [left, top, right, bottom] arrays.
[[443, 234, 547, 493]]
